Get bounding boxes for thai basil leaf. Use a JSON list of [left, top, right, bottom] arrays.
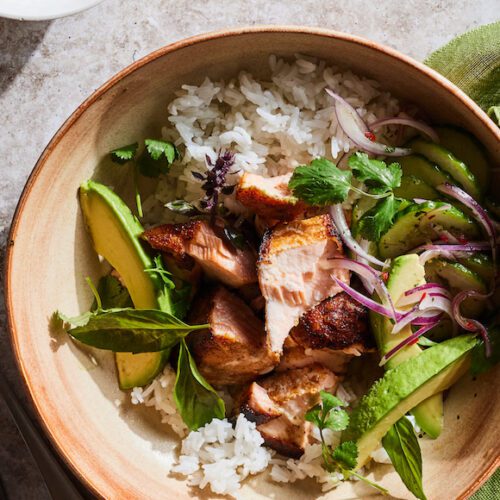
[[382, 416, 427, 500], [91, 274, 133, 311], [64, 308, 207, 353], [174, 339, 225, 430]]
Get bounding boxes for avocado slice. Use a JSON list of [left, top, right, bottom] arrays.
[[79, 180, 169, 389], [343, 334, 478, 468], [370, 254, 443, 438]]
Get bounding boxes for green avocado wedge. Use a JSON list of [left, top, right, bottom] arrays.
[[370, 254, 443, 438], [79, 180, 169, 390], [343, 334, 478, 469], [378, 201, 480, 259], [408, 138, 481, 200]]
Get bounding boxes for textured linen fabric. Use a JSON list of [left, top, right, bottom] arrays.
[[425, 21, 500, 125]]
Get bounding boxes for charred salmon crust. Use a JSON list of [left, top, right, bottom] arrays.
[[142, 220, 200, 257], [290, 292, 374, 350], [236, 382, 283, 425]]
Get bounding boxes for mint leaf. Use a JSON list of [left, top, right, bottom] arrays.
[[289, 158, 352, 205], [382, 417, 426, 500], [358, 194, 402, 241], [470, 326, 500, 376], [110, 142, 138, 164], [332, 441, 358, 470], [349, 152, 402, 192], [138, 139, 179, 177], [174, 339, 225, 430]]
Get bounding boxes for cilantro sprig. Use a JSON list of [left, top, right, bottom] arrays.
[[289, 152, 402, 206], [305, 392, 388, 494], [110, 138, 179, 217]]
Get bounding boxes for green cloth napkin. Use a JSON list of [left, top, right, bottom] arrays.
[[424, 21, 499, 499], [425, 21, 500, 126]]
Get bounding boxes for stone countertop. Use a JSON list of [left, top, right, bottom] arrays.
[[0, 0, 497, 497]]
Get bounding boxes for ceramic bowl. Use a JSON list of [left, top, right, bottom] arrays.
[[5, 26, 500, 499], [0, 0, 104, 21]]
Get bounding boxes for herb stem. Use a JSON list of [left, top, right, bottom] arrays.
[[350, 185, 390, 200], [85, 276, 102, 310], [134, 166, 143, 218], [349, 470, 389, 495]]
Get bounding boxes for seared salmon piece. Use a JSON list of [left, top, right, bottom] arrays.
[[236, 172, 305, 222], [188, 286, 278, 385], [236, 364, 338, 458], [290, 291, 374, 352], [277, 342, 353, 374], [143, 220, 257, 288], [258, 214, 350, 354], [237, 382, 283, 425]]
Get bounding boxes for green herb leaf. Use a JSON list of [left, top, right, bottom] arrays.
[[138, 139, 179, 178], [91, 275, 133, 311], [320, 391, 347, 413], [358, 194, 402, 241], [332, 441, 358, 470], [289, 158, 352, 205], [145, 256, 175, 290], [325, 409, 350, 432], [174, 339, 225, 430], [110, 142, 139, 164], [417, 336, 438, 347], [304, 404, 322, 427], [165, 200, 200, 216], [63, 308, 207, 353], [382, 417, 426, 500], [470, 326, 500, 376], [349, 152, 402, 193], [223, 226, 247, 250]]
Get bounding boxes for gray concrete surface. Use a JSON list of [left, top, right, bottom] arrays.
[[0, 0, 497, 497]]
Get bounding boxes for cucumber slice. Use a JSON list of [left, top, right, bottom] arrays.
[[425, 259, 487, 317], [435, 126, 490, 192], [379, 201, 480, 259], [394, 175, 439, 200], [409, 138, 481, 200], [458, 253, 493, 284], [398, 154, 452, 188]]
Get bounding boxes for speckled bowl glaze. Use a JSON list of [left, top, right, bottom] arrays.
[[5, 26, 500, 500]]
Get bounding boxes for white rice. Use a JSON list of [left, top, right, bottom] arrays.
[[130, 366, 187, 437], [171, 414, 273, 496], [142, 53, 400, 225], [135, 55, 403, 495]]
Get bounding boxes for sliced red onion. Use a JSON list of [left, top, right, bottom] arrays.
[[413, 198, 428, 204], [452, 290, 491, 356], [325, 89, 412, 157], [392, 294, 453, 334], [329, 204, 387, 268], [380, 322, 440, 366], [397, 283, 451, 307], [412, 242, 490, 254], [369, 117, 440, 143], [331, 275, 397, 319], [329, 257, 400, 320], [437, 183, 497, 278], [419, 249, 458, 265]]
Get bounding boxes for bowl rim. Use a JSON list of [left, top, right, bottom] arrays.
[[4, 25, 500, 499]]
